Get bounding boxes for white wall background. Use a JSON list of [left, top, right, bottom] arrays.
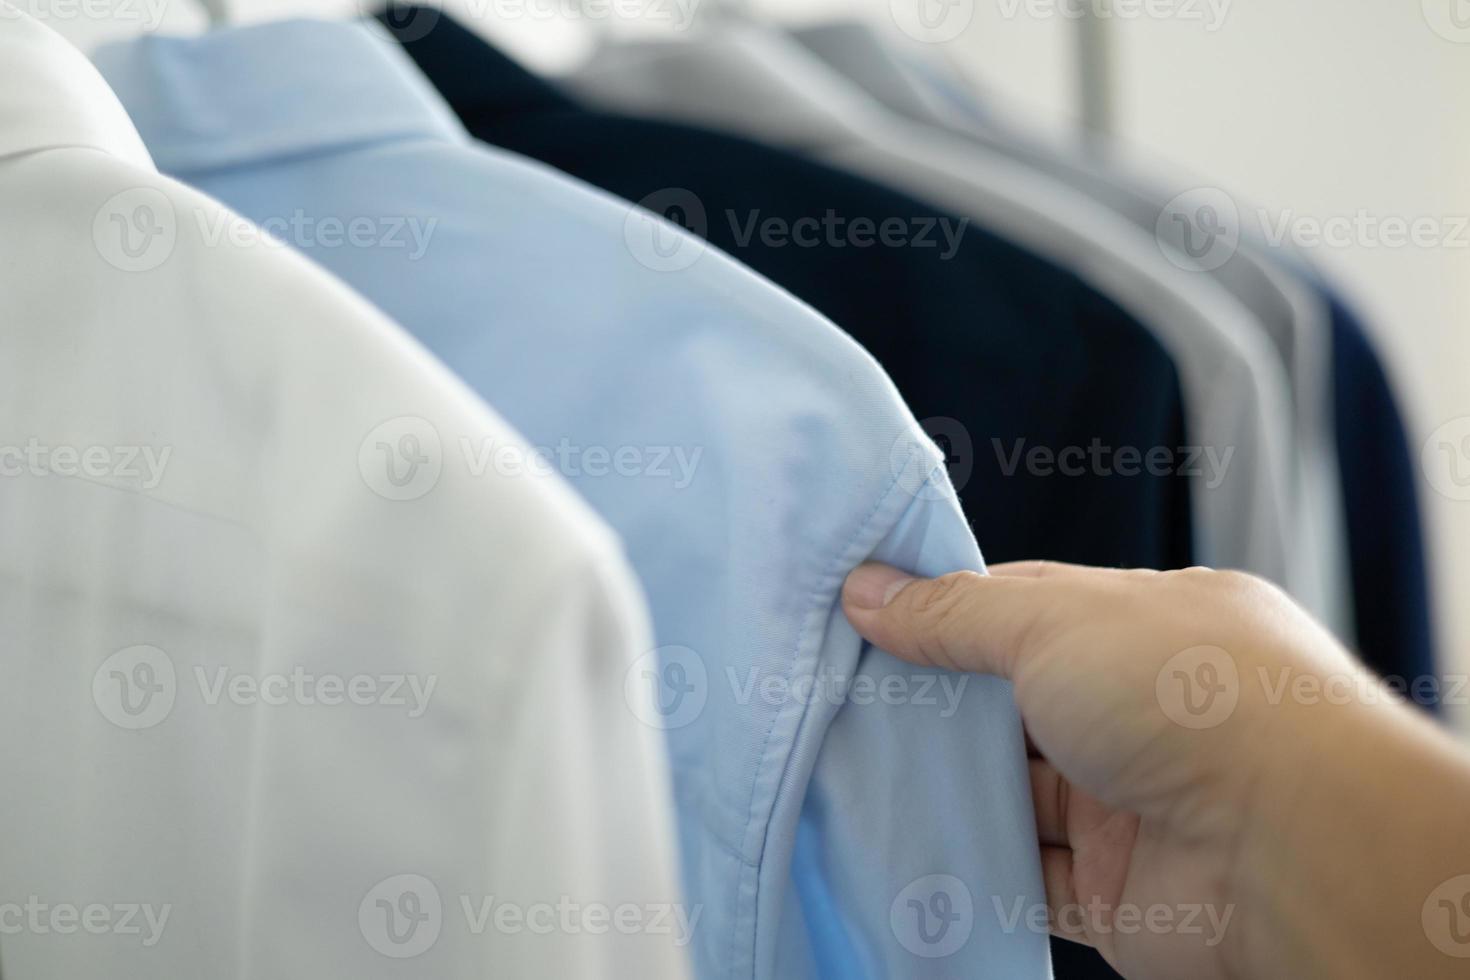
[[31, 0, 1467, 725], [1108, 1, 1470, 730]]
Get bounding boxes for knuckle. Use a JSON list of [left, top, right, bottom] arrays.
[[1169, 566, 1294, 613], [1211, 568, 1273, 596], [909, 571, 983, 665], [1232, 571, 1292, 607], [1173, 565, 1249, 591], [911, 570, 981, 619]]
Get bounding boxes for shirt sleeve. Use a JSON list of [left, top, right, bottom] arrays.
[[762, 467, 1050, 980]]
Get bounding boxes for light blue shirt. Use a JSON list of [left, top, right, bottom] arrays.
[[97, 21, 1048, 980]]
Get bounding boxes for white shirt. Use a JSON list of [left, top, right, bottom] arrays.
[[94, 19, 1053, 980], [0, 9, 689, 980]]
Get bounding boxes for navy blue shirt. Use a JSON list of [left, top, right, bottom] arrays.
[[1329, 296, 1438, 708], [379, 7, 1194, 576]]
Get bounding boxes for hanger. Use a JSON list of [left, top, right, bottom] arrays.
[[196, 0, 227, 27], [702, 0, 750, 25], [35, 0, 206, 52], [573, 0, 745, 46], [433, 0, 595, 72]]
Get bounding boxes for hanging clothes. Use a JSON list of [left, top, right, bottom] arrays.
[[1326, 294, 1440, 706], [789, 19, 1354, 640], [376, 7, 1197, 578], [95, 18, 1052, 980], [790, 20, 1435, 704], [569, 23, 1339, 635], [0, 9, 687, 979]]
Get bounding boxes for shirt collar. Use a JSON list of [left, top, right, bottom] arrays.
[[0, 3, 154, 168], [376, 6, 580, 120], [92, 17, 469, 177]]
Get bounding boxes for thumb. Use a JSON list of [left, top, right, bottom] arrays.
[[841, 563, 1062, 678]]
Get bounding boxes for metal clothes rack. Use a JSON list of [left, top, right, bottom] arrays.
[[1076, 0, 1116, 150]]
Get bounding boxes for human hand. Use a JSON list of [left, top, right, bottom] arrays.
[[842, 560, 1469, 979]]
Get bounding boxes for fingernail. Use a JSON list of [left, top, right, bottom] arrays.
[[844, 563, 915, 610]]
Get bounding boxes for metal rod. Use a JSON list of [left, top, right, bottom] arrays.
[[1075, 0, 1115, 153], [197, 0, 228, 26]]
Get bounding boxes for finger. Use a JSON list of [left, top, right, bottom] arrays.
[[987, 560, 1094, 579], [841, 562, 1077, 677], [1030, 758, 1070, 847], [1039, 846, 1093, 947]]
